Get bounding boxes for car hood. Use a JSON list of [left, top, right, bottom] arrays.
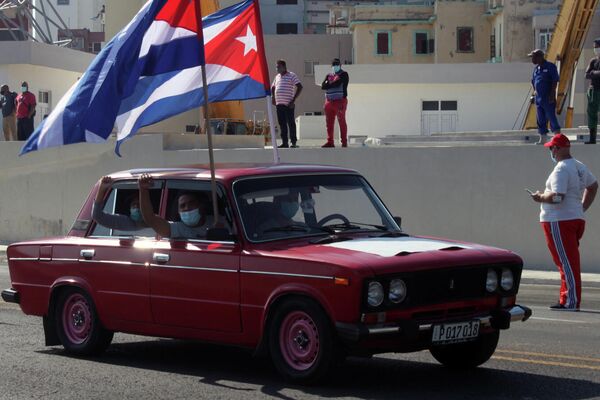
[[253, 235, 522, 275]]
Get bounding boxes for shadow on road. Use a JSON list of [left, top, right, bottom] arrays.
[[38, 339, 600, 400]]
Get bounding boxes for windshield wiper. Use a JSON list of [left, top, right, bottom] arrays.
[[263, 224, 311, 233], [322, 222, 389, 232], [372, 231, 409, 238]]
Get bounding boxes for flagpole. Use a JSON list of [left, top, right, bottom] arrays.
[[266, 96, 280, 164], [196, 0, 219, 227]]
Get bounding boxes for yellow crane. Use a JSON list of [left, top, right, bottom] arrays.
[[522, 0, 599, 130]]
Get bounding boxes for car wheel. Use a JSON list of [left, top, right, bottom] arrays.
[[54, 287, 113, 356], [268, 297, 335, 384], [430, 330, 499, 369]]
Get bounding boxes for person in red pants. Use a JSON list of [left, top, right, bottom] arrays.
[[530, 134, 598, 311], [321, 58, 349, 148]]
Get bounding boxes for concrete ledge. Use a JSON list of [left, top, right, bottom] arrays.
[[162, 133, 265, 150]]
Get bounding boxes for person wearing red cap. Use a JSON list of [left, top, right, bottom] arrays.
[[530, 134, 598, 311]]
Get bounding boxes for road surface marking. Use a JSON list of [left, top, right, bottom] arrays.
[[492, 356, 600, 371], [530, 316, 591, 324], [497, 349, 600, 363]]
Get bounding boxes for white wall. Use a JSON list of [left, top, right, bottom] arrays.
[[1, 134, 599, 273], [346, 82, 531, 136]]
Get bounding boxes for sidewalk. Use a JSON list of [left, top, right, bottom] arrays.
[[0, 244, 598, 283]]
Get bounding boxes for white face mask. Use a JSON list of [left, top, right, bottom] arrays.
[[594, 48, 600, 56]]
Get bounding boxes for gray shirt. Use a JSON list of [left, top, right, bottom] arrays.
[[168, 215, 214, 239]]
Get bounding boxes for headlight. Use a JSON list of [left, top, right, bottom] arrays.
[[500, 268, 514, 291], [486, 269, 498, 292], [389, 279, 407, 303], [367, 281, 384, 307]]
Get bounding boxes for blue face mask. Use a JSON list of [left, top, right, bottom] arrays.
[[332, 65, 341, 74], [130, 208, 142, 222], [550, 153, 557, 163], [180, 208, 201, 226], [280, 201, 299, 219], [21, 86, 27, 93]]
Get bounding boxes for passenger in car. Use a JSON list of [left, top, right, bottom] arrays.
[[92, 176, 148, 232], [138, 174, 214, 239]]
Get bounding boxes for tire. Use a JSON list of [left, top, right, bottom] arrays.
[[430, 330, 499, 369], [268, 297, 336, 384], [54, 287, 113, 356]]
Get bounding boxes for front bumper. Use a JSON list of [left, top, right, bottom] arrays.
[[1, 288, 19, 304], [336, 304, 532, 343]]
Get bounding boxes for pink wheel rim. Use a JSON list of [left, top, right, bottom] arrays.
[[279, 311, 320, 371], [62, 293, 92, 345]]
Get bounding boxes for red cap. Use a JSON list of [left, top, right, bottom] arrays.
[[544, 133, 570, 148]]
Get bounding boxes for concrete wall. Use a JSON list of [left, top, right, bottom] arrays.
[[1, 135, 599, 273]]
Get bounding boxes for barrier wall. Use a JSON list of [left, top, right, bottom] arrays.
[[1, 134, 599, 272]]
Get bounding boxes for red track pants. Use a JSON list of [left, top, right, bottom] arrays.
[[324, 98, 348, 145], [541, 219, 585, 308]]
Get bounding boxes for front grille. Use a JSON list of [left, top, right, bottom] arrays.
[[407, 267, 487, 305]]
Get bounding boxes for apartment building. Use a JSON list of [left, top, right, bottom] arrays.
[[348, 0, 561, 64]]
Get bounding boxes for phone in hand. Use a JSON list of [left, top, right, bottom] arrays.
[[525, 189, 534, 196]]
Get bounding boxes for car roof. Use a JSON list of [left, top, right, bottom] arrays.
[[108, 163, 359, 182]]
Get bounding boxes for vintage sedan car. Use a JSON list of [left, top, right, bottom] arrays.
[[2, 164, 531, 383]]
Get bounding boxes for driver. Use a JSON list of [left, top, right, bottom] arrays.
[[257, 191, 302, 235], [138, 174, 213, 239]]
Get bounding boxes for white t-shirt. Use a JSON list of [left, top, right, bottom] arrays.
[[540, 158, 597, 222]]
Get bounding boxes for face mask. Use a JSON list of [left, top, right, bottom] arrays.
[[280, 201, 299, 219], [21, 86, 27, 93], [594, 48, 600, 56], [130, 208, 142, 222], [332, 65, 341, 73], [550, 152, 557, 163], [180, 208, 201, 226]]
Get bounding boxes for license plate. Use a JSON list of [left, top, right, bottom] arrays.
[[431, 320, 480, 344]]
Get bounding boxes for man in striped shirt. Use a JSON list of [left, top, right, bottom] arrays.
[[271, 60, 303, 148]]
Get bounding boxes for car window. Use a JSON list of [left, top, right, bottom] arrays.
[[90, 182, 161, 238], [234, 174, 398, 242], [164, 180, 235, 241]]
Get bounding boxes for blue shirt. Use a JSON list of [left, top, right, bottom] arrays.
[[532, 61, 559, 103]]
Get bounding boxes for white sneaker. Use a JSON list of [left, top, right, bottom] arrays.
[[535, 136, 548, 145]]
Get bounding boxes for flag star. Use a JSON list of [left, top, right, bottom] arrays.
[[236, 25, 257, 56]]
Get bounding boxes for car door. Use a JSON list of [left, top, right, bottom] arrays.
[[149, 180, 241, 332], [80, 180, 163, 323]]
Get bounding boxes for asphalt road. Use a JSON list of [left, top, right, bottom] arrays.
[[1, 263, 600, 400]]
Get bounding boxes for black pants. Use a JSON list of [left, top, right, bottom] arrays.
[[17, 117, 34, 141], [276, 104, 297, 145]]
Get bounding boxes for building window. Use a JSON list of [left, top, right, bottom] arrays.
[[276, 23, 298, 34], [304, 61, 319, 76], [457, 27, 474, 53], [276, 0, 298, 4], [414, 31, 433, 55], [57, 0, 70, 5], [422, 101, 439, 111], [441, 101, 458, 111], [539, 28, 553, 51], [375, 31, 391, 56]]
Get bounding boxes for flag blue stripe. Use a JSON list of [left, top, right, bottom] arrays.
[[202, 0, 252, 28], [138, 36, 204, 77]]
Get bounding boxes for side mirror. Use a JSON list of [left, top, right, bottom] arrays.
[[393, 216, 402, 230], [207, 228, 236, 242]]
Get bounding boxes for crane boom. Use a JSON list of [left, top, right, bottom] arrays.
[[522, 0, 599, 130]]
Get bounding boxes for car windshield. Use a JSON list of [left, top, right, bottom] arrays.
[[233, 174, 400, 242]]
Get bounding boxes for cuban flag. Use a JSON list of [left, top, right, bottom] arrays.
[[21, 0, 271, 156]]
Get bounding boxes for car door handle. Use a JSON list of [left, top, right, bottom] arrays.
[[80, 249, 95, 260], [152, 253, 170, 264]]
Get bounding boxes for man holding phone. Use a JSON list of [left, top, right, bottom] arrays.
[[529, 134, 598, 311]]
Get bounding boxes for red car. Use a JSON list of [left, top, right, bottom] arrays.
[[2, 164, 531, 383]]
